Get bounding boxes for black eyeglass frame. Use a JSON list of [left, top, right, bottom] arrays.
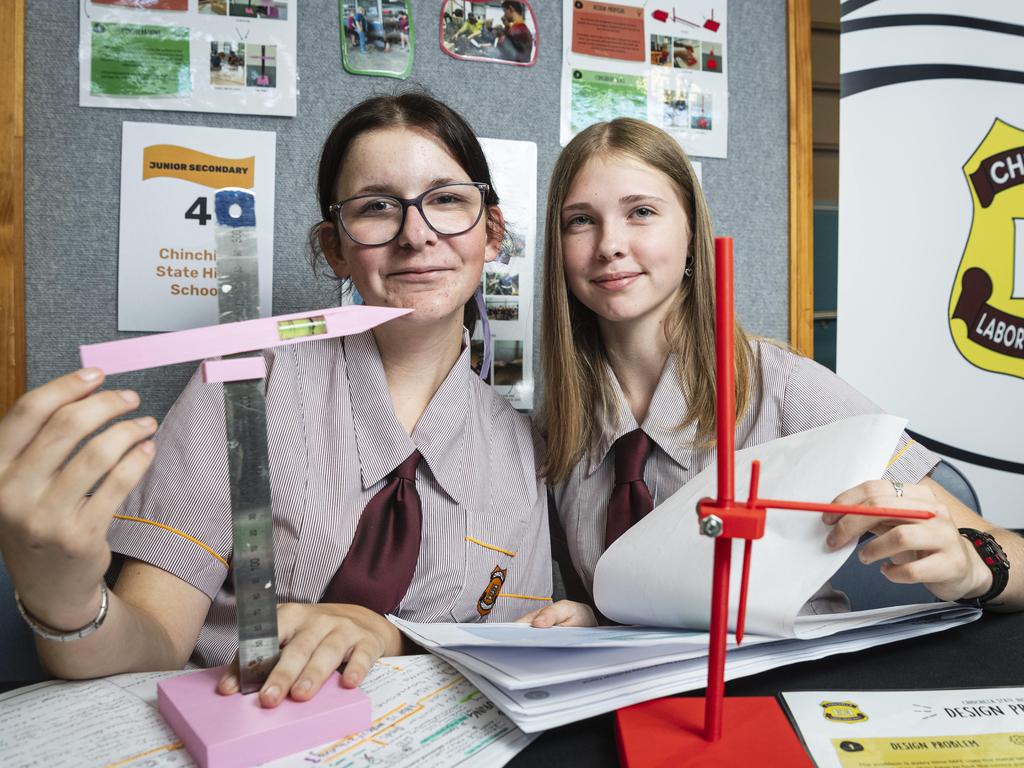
[[327, 182, 491, 247]]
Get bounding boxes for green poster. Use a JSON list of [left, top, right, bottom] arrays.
[[91, 22, 191, 97], [569, 68, 647, 134]]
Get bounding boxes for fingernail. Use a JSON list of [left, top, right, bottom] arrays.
[[140, 441, 156, 455], [262, 685, 280, 702], [78, 368, 102, 382], [826, 535, 836, 548], [221, 674, 238, 691], [294, 679, 312, 696], [134, 416, 156, 430], [118, 390, 139, 404]]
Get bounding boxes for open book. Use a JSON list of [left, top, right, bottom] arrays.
[[391, 415, 981, 732]]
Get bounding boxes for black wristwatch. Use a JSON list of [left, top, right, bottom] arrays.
[[957, 528, 1010, 605]]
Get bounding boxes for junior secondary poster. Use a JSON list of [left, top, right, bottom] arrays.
[[837, 2, 1024, 526], [80, 0, 297, 116], [118, 121, 277, 332], [560, 0, 728, 158]]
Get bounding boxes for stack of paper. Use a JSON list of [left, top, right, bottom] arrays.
[[391, 416, 982, 732]]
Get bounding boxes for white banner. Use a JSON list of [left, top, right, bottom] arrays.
[[837, 2, 1024, 526]]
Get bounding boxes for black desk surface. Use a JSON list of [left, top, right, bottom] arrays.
[[507, 611, 1024, 767], [3, 613, 1019, 767]]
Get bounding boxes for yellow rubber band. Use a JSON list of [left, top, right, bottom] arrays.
[[464, 536, 517, 557], [886, 438, 916, 470], [113, 515, 229, 569], [496, 593, 552, 602]]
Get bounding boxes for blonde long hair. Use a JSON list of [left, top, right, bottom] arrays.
[[539, 118, 754, 483]]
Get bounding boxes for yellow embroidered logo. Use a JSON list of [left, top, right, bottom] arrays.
[[476, 565, 507, 617], [950, 118, 1024, 379], [821, 701, 869, 723]]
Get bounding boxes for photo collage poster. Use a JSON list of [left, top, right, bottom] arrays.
[[560, 0, 728, 158], [477, 137, 537, 411], [79, 0, 297, 116]]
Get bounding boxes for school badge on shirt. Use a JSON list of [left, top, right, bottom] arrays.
[[821, 700, 869, 723], [476, 565, 507, 616], [950, 118, 1024, 380]]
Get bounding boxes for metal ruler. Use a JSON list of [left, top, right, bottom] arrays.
[[214, 188, 280, 694]]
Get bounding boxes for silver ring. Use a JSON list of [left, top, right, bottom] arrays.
[[891, 480, 904, 498]]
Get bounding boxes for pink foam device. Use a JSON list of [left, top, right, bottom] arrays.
[[158, 666, 371, 768], [80, 305, 412, 376]]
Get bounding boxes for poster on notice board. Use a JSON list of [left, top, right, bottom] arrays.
[[79, 0, 297, 116], [559, 0, 728, 158], [118, 121, 277, 332]]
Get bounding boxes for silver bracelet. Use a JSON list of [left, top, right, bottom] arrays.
[[14, 583, 109, 642]]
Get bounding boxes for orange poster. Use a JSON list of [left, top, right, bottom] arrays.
[[571, 0, 645, 62]]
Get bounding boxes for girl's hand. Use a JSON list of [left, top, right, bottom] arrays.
[[515, 599, 597, 627], [217, 603, 406, 707], [0, 369, 157, 630], [823, 479, 991, 602]]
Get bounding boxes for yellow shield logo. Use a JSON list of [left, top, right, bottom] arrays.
[[950, 118, 1024, 379], [821, 700, 868, 723], [476, 565, 507, 617]]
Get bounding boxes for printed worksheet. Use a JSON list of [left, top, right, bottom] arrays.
[[782, 688, 1024, 767], [0, 657, 534, 768]]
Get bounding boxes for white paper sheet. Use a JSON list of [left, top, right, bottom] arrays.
[[0, 656, 534, 768], [594, 414, 909, 635], [449, 607, 980, 732], [782, 687, 1024, 768]]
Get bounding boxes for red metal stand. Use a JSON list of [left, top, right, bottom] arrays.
[[617, 237, 932, 766]]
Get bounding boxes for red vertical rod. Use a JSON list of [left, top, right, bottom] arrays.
[[715, 237, 735, 503], [704, 236, 736, 742], [705, 537, 731, 741]]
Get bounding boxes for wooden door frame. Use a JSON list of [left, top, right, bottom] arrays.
[[1, 0, 25, 417], [788, 0, 815, 356]]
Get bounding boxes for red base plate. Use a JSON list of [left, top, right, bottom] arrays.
[[616, 697, 812, 767]]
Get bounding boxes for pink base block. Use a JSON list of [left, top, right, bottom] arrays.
[[157, 666, 372, 768]]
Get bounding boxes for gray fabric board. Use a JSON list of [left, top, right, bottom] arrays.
[[25, 0, 790, 419]]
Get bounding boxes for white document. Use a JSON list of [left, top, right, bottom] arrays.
[[394, 603, 977, 695], [782, 687, 1024, 768], [118, 121, 276, 331], [0, 670, 193, 767], [594, 414, 908, 635], [451, 608, 980, 733], [0, 656, 534, 768]]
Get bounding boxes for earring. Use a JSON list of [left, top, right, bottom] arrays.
[[684, 256, 694, 278]]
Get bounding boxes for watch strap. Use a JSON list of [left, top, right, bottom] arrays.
[[957, 528, 1010, 605]]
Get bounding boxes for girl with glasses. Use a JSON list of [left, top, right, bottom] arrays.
[[0, 93, 552, 705]]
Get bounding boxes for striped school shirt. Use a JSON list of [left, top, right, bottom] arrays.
[[551, 340, 940, 605], [108, 330, 552, 668]]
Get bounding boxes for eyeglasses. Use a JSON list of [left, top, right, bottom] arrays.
[[328, 182, 489, 247]]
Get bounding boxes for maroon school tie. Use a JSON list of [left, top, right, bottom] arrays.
[[321, 449, 423, 614], [604, 429, 654, 548]]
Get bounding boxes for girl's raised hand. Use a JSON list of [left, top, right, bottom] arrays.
[[823, 479, 991, 602], [516, 599, 597, 627], [0, 369, 157, 630], [216, 602, 407, 707]]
